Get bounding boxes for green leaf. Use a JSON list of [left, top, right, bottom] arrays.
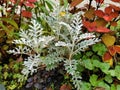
[[0, 18, 18, 29], [92, 60, 101, 68], [3, 72, 8, 79], [0, 66, 2, 71], [100, 63, 110, 73], [86, 51, 93, 57], [97, 81, 110, 90], [45, 0, 54, 11], [108, 70, 115, 76], [104, 75, 113, 83], [63, 0, 68, 8], [73, 52, 82, 60], [117, 85, 120, 90], [8, 85, 16, 90], [91, 55, 100, 60], [115, 66, 120, 80], [83, 59, 94, 70], [111, 84, 116, 90], [89, 74, 98, 86], [81, 82, 91, 90], [92, 43, 107, 56], [0, 22, 9, 31], [41, 6, 49, 14]]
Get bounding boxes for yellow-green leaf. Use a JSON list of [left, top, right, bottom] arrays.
[[102, 34, 116, 47]]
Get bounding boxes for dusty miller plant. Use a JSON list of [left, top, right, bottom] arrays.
[[8, 3, 100, 90], [44, 4, 100, 89]]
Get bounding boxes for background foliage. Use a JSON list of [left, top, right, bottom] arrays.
[[0, 0, 120, 90]]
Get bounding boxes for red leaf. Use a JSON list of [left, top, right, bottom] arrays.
[[95, 0, 104, 3], [95, 10, 105, 18], [103, 15, 113, 21], [103, 12, 118, 21], [110, 12, 119, 18], [22, 10, 32, 18], [96, 27, 110, 33], [102, 52, 113, 66], [103, 52, 112, 61], [70, 0, 83, 7], [105, 6, 113, 14], [83, 21, 97, 32]]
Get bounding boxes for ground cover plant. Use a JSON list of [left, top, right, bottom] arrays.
[[0, 0, 120, 90]]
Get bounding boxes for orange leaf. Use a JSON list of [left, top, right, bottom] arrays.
[[108, 46, 116, 56], [102, 52, 113, 66], [96, 27, 110, 33], [22, 10, 32, 18], [110, 4, 120, 11], [60, 84, 72, 90], [95, 10, 105, 18], [70, 0, 83, 7], [105, 6, 113, 14], [114, 45, 120, 54], [102, 34, 116, 47]]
